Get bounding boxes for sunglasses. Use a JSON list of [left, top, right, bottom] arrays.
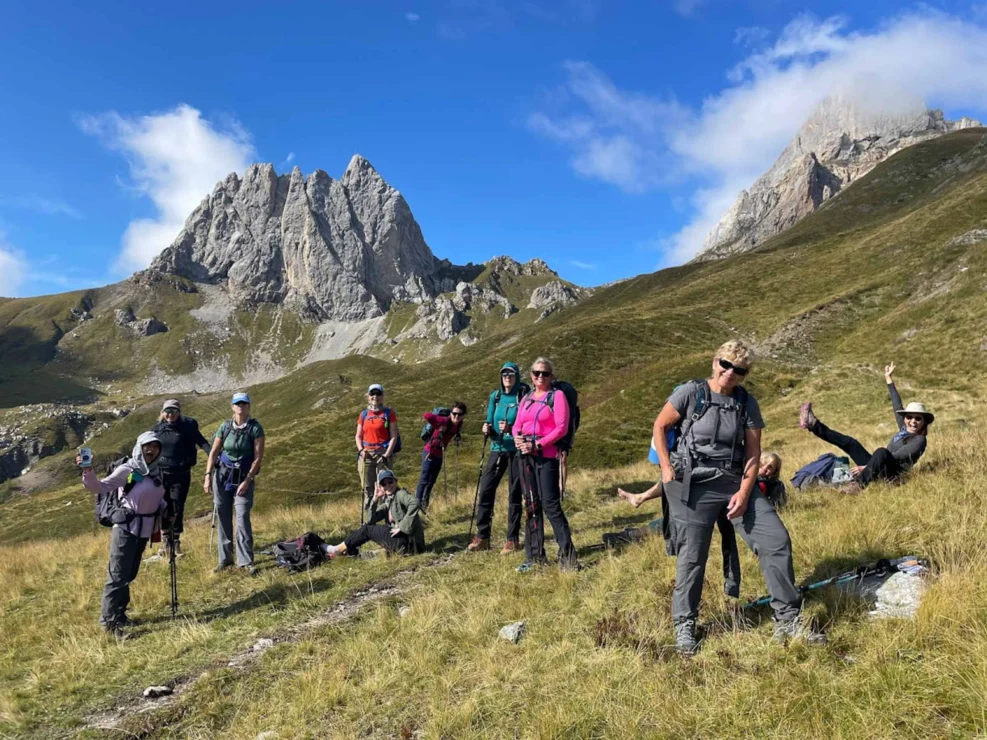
[[369, 390, 383, 396], [501, 372, 516, 378], [717, 358, 749, 377], [532, 370, 552, 378], [451, 411, 465, 417], [380, 478, 396, 485], [233, 401, 249, 407], [163, 408, 179, 414]]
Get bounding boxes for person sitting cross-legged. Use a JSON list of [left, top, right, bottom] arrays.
[[325, 470, 425, 558]]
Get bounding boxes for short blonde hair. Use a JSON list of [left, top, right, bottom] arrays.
[[530, 356, 554, 375], [716, 339, 755, 368], [760, 452, 782, 478]]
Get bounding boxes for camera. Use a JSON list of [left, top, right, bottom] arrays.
[[78, 447, 93, 468]]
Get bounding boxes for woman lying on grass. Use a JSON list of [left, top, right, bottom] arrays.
[[324, 469, 425, 558], [799, 362, 933, 494]]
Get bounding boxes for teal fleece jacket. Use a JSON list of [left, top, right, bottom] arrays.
[[485, 362, 524, 453]]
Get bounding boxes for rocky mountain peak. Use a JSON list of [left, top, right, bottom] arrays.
[[151, 156, 441, 321], [697, 96, 983, 261]]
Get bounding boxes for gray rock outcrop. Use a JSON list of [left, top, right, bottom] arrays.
[[699, 97, 983, 260], [115, 308, 167, 336], [152, 156, 443, 321]]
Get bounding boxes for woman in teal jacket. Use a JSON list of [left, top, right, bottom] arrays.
[[467, 362, 527, 553]]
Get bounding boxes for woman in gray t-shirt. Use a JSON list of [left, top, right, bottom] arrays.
[[651, 339, 824, 654]]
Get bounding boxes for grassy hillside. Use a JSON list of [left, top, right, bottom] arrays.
[[1, 129, 987, 736]]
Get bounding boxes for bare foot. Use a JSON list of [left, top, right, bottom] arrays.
[[617, 488, 643, 508]]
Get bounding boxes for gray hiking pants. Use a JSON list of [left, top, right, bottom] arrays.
[[214, 475, 255, 567], [101, 525, 149, 627], [358, 452, 393, 512], [665, 476, 801, 623]]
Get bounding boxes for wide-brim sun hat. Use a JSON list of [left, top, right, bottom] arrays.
[[231, 392, 250, 404], [895, 402, 934, 425]]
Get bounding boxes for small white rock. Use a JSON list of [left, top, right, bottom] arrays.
[[256, 732, 279, 740], [399, 606, 412, 618], [499, 621, 526, 644], [252, 638, 275, 652]]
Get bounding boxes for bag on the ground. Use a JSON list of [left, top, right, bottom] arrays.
[[647, 379, 748, 468], [420, 407, 452, 442], [791, 453, 851, 490], [273, 532, 327, 573], [359, 407, 403, 455]]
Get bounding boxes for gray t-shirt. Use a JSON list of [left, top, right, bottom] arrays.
[[667, 381, 764, 479]]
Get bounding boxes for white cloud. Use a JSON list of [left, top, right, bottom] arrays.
[[0, 232, 27, 297], [406, 12, 420, 21], [0, 195, 82, 219], [79, 104, 255, 272], [280, 151, 296, 169], [568, 260, 597, 269], [531, 11, 987, 263], [733, 25, 770, 48]]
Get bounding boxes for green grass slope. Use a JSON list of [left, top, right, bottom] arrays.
[[1, 129, 987, 736]]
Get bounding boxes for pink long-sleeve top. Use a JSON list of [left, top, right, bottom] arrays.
[[83, 465, 166, 539], [514, 389, 570, 459]]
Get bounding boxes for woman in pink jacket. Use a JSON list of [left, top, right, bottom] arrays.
[[80, 431, 167, 637], [513, 357, 578, 571]]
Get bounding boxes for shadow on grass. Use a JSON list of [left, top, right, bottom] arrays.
[[186, 572, 337, 624]]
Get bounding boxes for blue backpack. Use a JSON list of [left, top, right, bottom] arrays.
[[648, 379, 748, 465]]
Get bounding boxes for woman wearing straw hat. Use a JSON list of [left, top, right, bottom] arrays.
[[799, 362, 933, 494]]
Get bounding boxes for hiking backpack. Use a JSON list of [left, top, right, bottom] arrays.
[[273, 532, 327, 573], [359, 407, 403, 454], [522, 381, 581, 453], [647, 379, 748, 470], [94, 457, 157, 528], [420, 407, 453, 442]]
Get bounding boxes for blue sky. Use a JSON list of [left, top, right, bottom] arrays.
[[2, 0, 987, 297]]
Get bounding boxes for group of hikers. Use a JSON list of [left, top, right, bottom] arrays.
[[79, 340, 934, 653]]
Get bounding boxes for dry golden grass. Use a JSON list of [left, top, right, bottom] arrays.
[[1, 391, 986, 738]]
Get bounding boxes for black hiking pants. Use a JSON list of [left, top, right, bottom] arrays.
[[519, 454, 577, 567], [415, 451, 443, 510], [810, 421, 904, 486], [161, 469, 192, 538], [343, 524, 410, 555], [101, 526, 149, 627], [475, 451, 522, 542]]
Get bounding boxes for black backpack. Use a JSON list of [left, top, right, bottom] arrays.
[[273, 532, 327, 573], [94, 457, 157, 528], [420, 407, 452, 442], [523, 381, 581, 453]]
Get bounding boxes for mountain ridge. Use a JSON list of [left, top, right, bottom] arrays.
[[698, 96, 983, 261]]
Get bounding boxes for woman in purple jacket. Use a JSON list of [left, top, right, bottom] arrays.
[[80, 431, 167, 637], [513, 357, 578, 571]]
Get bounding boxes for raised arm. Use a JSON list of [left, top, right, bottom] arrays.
[[885, 362, 905, 430], [82, 464, 131, 495]]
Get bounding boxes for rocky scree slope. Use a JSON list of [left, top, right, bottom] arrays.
[[699, 96, 982, 261]]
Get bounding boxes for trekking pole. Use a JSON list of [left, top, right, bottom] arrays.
[[168, 533, 179, 618], [455, 437, 461, 500], [359, 453, 368, 526], [743, 559, 897, 609], [465, 436, 489, 547]]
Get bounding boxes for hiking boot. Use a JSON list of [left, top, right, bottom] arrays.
[[773, 615, 827, 645], [500, 539, 519, 555], [674, 619, 700, 655], [799, 402, 818, 432], [240, 565, 258, 576], [103, 622, 128, 640], [467, 537, 491, 552], [212, 563, 233, 574], [559, 558, 582, 573]]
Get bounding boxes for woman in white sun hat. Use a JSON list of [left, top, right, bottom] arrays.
[[799, 362, 933, 493]]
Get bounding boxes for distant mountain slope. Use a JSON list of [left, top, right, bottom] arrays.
[[698, 96, 982, 261], [5, 128, 986, 537]]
